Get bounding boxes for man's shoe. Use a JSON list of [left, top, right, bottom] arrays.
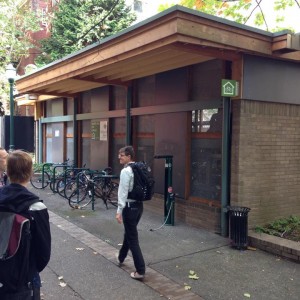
[[115, 253, 124, 267], [130, 272, 144, 280]]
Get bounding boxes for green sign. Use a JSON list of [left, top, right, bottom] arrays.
[[221, 79, 239, 97], [91, 120, 100, 140]]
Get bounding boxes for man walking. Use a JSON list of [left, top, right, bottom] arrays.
[[115, 145, 145, 279]]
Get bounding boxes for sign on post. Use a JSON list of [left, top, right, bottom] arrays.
[[221, 79, 239, 97]]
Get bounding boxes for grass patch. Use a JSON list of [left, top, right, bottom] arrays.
[[255, 215, 300, 242]]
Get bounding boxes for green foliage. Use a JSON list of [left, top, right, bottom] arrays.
[[158, 0, 299, 32], [255, 216, 300, 241], [35, 0, 137, 66], [0, 0, 44, 115], [0, 0, 42, 70]]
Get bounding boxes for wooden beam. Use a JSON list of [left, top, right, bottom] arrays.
[[106, 50, 189, 80], [121, 54, 209, 81], [76, 75, 131, 87], [177, 18, 272, 55]]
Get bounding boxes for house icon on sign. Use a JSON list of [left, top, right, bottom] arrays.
[[221, 79, 239, 97]]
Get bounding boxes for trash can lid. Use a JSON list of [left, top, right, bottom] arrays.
[[227, 206, 251, 213]]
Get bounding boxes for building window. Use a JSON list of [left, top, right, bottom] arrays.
[[41, 8, 47, 27], [191, 108, 222, 201]]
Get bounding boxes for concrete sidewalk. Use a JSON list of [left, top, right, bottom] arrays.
[[34, 187, 300, 300]]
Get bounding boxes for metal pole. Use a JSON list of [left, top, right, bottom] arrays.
[[126, 86, 132, 145], [221, 97, 231, 237], [38, 118, 42, 163], [8, 78, 14, 152], [73, 97, 78, 166]]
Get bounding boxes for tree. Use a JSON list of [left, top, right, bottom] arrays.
[[35, 0, 137, 65], [0, 0, 42, 70], [0, 0, 44, 114], [158, 0, 300, 32]]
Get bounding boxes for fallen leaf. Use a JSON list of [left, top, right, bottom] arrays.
[[244, 293, 251, 298], [189, 270, 195, 275], [59, 282, 67, 287], [184, 285, 191, 290], [188, 274, 199, 280], [247, 246, 256, 251]]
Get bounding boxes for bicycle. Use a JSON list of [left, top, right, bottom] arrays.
[[56, 164, 88, 198], [30, 159, 71, 192], [68, 169, 119, 210]]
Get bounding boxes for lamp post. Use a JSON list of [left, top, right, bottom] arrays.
[[5, 63, 17, 152]]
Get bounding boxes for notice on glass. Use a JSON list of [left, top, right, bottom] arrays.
[[100, 121, 108, 141]]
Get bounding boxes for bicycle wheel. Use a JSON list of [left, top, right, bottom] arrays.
[[56, 177, 70, 198], [64, 180, 79, 200], [93, 177, 105, 198], [30, 170, 50, 189], [105, 182, 119, 208], [68, 181, 92, 209]]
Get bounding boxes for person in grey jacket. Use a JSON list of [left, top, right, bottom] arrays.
[[115, 145, 145, 280]]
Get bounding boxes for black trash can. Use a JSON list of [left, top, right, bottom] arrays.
[[227, 206, 251, 249]]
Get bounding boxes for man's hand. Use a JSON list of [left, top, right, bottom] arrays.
[[116, 212, 122, 224]]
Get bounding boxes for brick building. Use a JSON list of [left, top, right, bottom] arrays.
[[15, 6, 300, 234]]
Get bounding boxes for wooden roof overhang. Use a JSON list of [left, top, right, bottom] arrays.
[[15, 6, 300, 101]]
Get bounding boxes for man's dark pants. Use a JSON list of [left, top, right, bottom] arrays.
[[119, 202, 145, 275]]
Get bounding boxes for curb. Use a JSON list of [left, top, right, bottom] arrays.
[[248, 231, 300, 263]]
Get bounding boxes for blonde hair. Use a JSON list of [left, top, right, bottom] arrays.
[[7, 150, 33, 184]]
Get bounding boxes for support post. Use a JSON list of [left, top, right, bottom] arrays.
[[8, 79, 14, 152], [126, 86, 132, 145], [221, 97, 231, 237]]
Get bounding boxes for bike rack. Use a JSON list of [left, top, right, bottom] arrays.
[[41, 163, 53, 188], [52, 163, 69, 192], [92, 174, 119, 210]]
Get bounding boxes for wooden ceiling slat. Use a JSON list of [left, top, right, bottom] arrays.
[[103, 50, 186, 80], [80, 45, 174, 78], [121, 54, 210, 81]]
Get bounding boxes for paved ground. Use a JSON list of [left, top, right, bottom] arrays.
[[32, 187, 300, 300]]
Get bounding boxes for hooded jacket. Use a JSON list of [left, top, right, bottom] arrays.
[[0, 184, 51, 292]]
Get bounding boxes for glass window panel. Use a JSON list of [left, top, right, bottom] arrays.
[[191, 108, 223, 201], [191, 138, 222, 200]]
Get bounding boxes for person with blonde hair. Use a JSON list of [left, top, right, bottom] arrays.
[[0, 150, 51, 300]]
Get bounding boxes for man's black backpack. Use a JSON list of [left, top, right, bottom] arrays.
[[0, 208, 33, 296], [128, 162, 155, 201]]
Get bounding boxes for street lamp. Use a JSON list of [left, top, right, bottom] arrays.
[[5, 63, 17, 152]]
